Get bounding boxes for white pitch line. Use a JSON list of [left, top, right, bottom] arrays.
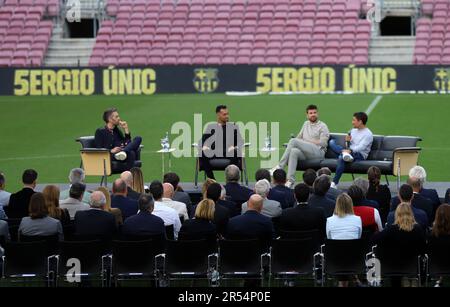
[[365, 95, 383, 115]]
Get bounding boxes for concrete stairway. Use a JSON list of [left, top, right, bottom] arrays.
[[44, 37, 95, 66], [369, 36, 416, 64]]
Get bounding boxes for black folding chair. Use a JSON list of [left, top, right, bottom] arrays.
[[178, 231, 218, 253], [19, 233, 60, 256], [269, 238, 320, 286], [110, 239, 160, 286], [165, 225, 174, 241], [2, 241, 54, 286], [278, 229, 323, 251], [218, 239, 268, 286], [372, 242, 422, 287], [319, 239, 368, 286], [425, 237, 450, 286], [157, 239, 216, 286], [55, 240, 108, 287], [6, 219, 21, 242]]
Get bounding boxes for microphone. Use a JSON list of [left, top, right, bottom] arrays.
[[345, 131, 351, 149]]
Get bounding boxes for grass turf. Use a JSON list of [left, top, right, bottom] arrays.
[[0, 93, 448, 191]]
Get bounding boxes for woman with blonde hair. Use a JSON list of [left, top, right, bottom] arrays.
[[373, 203, 426, 286], [179, 199, 216, 242], [42, 185, 70, 225], [130, 167, 145, 194], [96, 186, 123, 225], [326, 193, 362, 240]]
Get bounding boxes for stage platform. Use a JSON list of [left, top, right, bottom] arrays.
[[35, 181, 449, 204]]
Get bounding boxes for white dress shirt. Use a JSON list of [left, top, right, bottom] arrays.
[[153, 201, 182, 239], [161, 197, 189, 221]]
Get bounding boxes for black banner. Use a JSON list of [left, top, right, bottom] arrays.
[[0, 65, 449, 95]]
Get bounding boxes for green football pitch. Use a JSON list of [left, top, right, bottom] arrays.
[[0, 93, 449, 191]]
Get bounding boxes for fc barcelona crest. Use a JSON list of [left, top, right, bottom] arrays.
[[433, 68, 450, 91], [193, 68, 219, 93]]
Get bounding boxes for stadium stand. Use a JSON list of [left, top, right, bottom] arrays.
[[89, 0, 372, 66], [414, 0, 450, 64], [0, 0, 57, 67]]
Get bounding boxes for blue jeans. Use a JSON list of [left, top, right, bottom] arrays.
[[328, 139, 364, 185]]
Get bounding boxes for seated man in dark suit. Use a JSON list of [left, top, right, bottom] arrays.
[[206, 183, 231, 236], [94, 107, 142, 170], [272, 169, 296, 209], [302, 169, 317, 194], [280, 183, 326, 240], [74, 191, 117, 240], [387, 184, 428, 230], [308, 174, 336, 218], [122, 194, 165, 239], [120, 171, 141, 201], [111, 179, 138, 220], [409, 166, 441, 214], [317, 167, 342, 201], [353, 177, 379, 209], [255, 168, 289, 209], [224, 164, 253, 208], [6, 169, 37, 219], [226, 194, 275, 245], [391, 177, 433, 225]]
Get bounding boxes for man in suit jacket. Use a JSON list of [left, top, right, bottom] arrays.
[[308, 175, 336, 218], [387, 184, 428, 229], [226, 194, 275, 244], [255, 168, 292, 209], [280, 183, 326, 239], [111, 179, 138, 221], [241, 179, 282, 218], [94, 107, 142, 170], [317, 167, 342, 201], [409, 165, 441, 213], [60, 182, 90, 220], [206, 183, 231, 236], [224, 164, 254, 208], [272, 169, 296, 208], [163, 172, 193, 217], [122, 194, 165, 238], [6, 169, 37, 219], [74, 191, 117, 240], [391, 178, 434, 225], [120, 171, 141, 201]]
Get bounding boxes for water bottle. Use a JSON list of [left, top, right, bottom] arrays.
[[164, 132, 169, 150]]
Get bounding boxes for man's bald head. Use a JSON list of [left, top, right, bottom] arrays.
[[112, 178, 127, 195], [163, 182, 174, 199], [120, 171, 133, 187], [247, 194, 264, 213], [90, 191, 106, 209]]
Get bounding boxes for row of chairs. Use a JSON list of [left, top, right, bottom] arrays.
[[2, 236, 450, 287]]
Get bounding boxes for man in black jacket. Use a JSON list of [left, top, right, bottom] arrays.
[[74, 191, 117, 241], [280, 183, 326, 240], [94, 107, 142, 170], [272, 169, 296, 208], [6, 169, 37, 219], [308, 175, 336, 218], [199, 105, 244, 180]]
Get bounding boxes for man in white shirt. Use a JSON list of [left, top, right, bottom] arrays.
[[161, 183, 189, 221], [328, 112, 373, 187], [60, 183, 90, 220], [270, 104, 330, 188], [150, 181, 181, 239]]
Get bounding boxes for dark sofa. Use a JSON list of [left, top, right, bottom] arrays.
[[286, 133, 422, 180]]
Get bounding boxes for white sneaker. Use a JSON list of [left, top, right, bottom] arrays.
[[114, 151, 127, 161], [342, 152, 354, 162], [269, 165, 281, 176], [285, 181, 294, 189], [330, 182, 337, 189]]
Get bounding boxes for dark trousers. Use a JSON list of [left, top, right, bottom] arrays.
[[113, 136, 142, 170], [328, 139, 364, 185], [200, 148, 240, 180]]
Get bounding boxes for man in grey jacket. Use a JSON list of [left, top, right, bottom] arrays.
[[241, 179, 282, 218], [271, 104, 330, 188]]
